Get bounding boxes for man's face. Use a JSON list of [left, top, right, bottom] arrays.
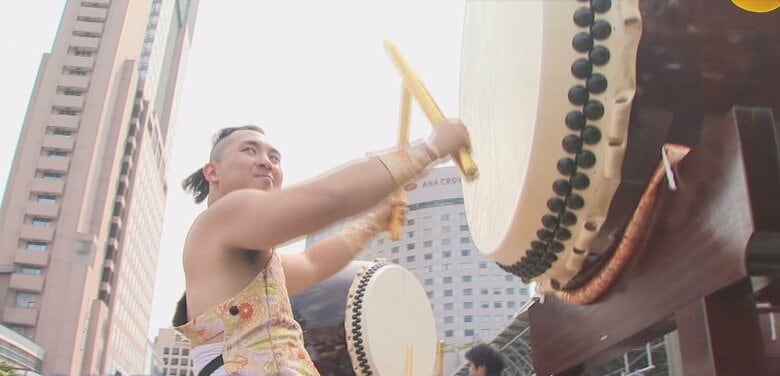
[[206, 130, 283, 194], [468, 362, 486, 376]]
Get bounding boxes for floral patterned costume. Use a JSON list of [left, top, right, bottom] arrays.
[[175, 251, 320, 375]]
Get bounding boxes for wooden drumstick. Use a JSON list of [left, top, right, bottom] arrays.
[[389, 87, 412, 241], [405, 343, 413, 376], [383, 40, 479, 181], [435, 340, 445, 376]]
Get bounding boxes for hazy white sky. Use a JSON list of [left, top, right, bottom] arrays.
[[0, 1, 465, 340]]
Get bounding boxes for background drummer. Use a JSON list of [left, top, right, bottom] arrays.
[[171, 121, 469, 375]]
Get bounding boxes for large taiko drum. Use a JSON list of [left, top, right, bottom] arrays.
[[460, 0, 780, 294], [290, 260, 436, 376]]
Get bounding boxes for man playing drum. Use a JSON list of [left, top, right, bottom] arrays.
[[171, 122, 469, 375]]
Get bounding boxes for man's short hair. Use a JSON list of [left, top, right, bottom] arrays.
[[182, 125, 264, 203], [465, 343, 505, 374]]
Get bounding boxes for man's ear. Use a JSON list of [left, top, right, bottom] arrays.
[[202, 162, 218, 184], [476, 365, 488, 375]]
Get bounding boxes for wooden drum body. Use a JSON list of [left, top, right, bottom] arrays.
[[460, 0, 780, 294], [290, 261, 437, 375]]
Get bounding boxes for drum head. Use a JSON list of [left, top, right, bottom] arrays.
[[346, 262, 437, 375], [460, 0, 642, 291]]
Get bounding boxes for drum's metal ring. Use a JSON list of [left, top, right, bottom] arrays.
[[346, 261, 388, 376], [499, 0, 613, 285]]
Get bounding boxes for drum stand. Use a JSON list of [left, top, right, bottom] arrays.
[[528, 107, 779, 375]]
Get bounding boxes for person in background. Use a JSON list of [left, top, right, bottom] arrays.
[[466, 343, 506, 376]]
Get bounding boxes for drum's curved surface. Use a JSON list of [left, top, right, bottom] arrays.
[[460, 0, 642, 291], [461, 0, 780, 295], [290, 261, 436, 375]]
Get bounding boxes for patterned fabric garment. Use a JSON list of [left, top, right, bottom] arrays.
[[175, 251, 320, 375]]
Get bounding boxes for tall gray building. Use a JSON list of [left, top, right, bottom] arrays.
[[307, 166, 530, 374], [0, 1, 199, 374]]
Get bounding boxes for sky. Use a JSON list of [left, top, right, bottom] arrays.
[[0, 1, 466, 340]]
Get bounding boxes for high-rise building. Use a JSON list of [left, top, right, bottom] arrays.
[[0, 1, 199, 374], [306, 166, 531, 374], [0, 324, 44, 375], [153, 328, 192, 376]]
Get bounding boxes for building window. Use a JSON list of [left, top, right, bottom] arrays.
[[26, 241, 47, 251], [462, 275, 472, 282], [424, 278, 433, 286], [443, 277, 452, 284], [481, 315, 490, 322], [506, 288, 515, 295], [391, 258, 399, 263], [42, 172, 63, 180], [464, 315, 473, 323], [443, 290, 453, 297], [164, 347, 170, 355], [444, 316, 453, 324], [423, 228, 432, 235], [426, 291, 433, 298], [505, 275, 514, 282], [507, 301, 517, 308], [494, 302, 503, 308], [53, 129, 73, 136], [441, 225, 450, 233], [480, 288, 488, 295], [56, 109, 78, 115], [444, 330, 453, 338], [441, 238, 451, 246], [460, 237, 470, 244], [463, 302, 474, 309], [391, 246, 399, 254], [460, 224, 469, 232], [461, 262, 472, 269], [444, 303, 453, 310], [406, 255, 415, 262], [461, 249, 471, 257], [458, 212, 466, 219], [19, 267, 42, 276], [406, 231, 414, 238], [47, 150, 68, 158], [171, 358, 179, 366], [406, 219, 415, 225], [422, 216, 432, 222], [424, 253, 432, 260], [37, 195, 57, 203], [406, 243, 415, 250], [493, 288, 502, 295], [31, 218, 52, 227], [479, 261, 487, 269], [66, 70, 87, 76], [464, 329, 475, 336], [441, 214, 450, 221], [14, 292, 36, 308], [63, 90, 82, 96], [463, 288, 473, 296], [423, 240, 433, 248], [442, 251, 451, 258], [72, 50, 93, 57]]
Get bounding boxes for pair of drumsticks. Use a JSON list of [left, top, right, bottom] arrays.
[[383, 41, 479, 240]]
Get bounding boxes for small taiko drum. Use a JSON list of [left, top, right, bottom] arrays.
[[290, 260, 437, 375], [460, 0, 780, 294]]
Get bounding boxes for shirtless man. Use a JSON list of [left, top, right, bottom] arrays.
[[173, 121, 469, 375]]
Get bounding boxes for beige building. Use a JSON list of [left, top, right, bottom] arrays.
[[153, 328, 192, 376], [0, 0, 198, 374]]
